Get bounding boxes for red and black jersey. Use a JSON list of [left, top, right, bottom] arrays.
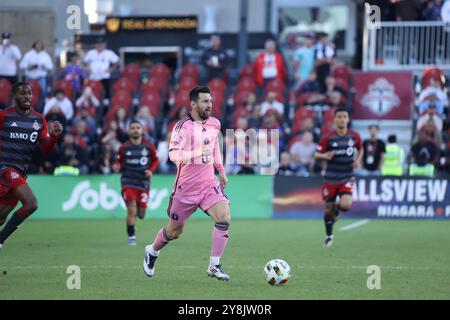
[[115, 139, 159, 190], [0, 107, 58, 178], [317, 130, 362, 184]]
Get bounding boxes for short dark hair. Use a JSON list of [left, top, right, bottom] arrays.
[[189, 86, 211, 102], [129, 119, 143, 127], [388, 134, 397, 143], [334, 107, 349, 116], [12, 82, 31, 95], [54, 89, 64, 96], [369, 124, 379, 130]]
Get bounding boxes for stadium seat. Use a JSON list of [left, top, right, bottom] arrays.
[[208, 78, 227, 93], [122, 63, 140, 79], [141, 77, 167, 93], [323, 107, 337, 123], [211, 90, 225, 118], [53, 79, 74, 100], [111, 89, 132, 109], [239, 64, 254, 78], [150, 63, 171, 82], [265, 79, 286, 93], [25, 79, 41, 109], [422, 66, 445, 87], [237, 77, 257, 93], [112, 77, 134, 94], [234, 90, 253, 108], [332, 64, 350, 82], [334, 77, 349, 93], [180, 63, 200, 81], [294, 107, 314, 121], [83, 80, 104, 101], [140, 89, 161, 117], [178, 77, 197, 91], [0, 78, 12, 107]]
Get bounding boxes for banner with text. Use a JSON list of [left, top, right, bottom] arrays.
[[351, 71, 413, 120], [27, 175, 272, 220], [273, 176, 450, 219]]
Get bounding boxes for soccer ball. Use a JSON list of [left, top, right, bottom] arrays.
[[263, 259, 291, 286]]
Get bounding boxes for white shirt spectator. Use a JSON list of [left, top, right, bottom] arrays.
[[19, 49, 53, 79], [43, 96, 74, 120], [290, 139, 316, 165], [417, 112, 443, 132], [0, 44, 21, 76], [260, 100, 284, 116], [417, 86, 448, 106], [83, 49, 119, 80]]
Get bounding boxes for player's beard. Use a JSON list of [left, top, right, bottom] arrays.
[[199, 108, 211, 120]]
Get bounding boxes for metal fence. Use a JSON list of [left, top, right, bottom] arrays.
[[363, 20, 450, 71]]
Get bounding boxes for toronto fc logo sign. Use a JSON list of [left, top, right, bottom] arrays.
[[360, 78, 400, 115]]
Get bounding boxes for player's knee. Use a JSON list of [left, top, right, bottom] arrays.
[[25, 199, 38, 213], [167, 227, 183, 240], [338, 201, 352, 212]]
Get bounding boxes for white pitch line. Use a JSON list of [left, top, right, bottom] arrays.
[[340, 219, 370, 232]]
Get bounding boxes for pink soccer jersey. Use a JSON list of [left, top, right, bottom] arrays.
[[168, 114, 225, 195]]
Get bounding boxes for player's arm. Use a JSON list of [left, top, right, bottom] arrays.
[[145, 143, 160, 178], [315, 136, 334, 160], [353, 133, 363, 169], [113, 145, 124, 173], [213, 138, 228, 188], [168, 127, 203, 163], [39, 119, 63, 154]]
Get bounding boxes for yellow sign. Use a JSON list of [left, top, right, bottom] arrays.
[[106, 16, 198, 32]]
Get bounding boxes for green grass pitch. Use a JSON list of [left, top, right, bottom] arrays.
[[0, 219, 449, 299]]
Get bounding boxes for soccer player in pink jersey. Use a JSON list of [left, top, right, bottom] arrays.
[[143, 86, 231, 281]]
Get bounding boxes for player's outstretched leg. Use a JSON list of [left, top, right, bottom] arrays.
[[143, 222, 183, 277], [206, 201, 231, 281], [0, 184, 38, 247], [323, 202, 336, 247], [126, 201, 137, 246]]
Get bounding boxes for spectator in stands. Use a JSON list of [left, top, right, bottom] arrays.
[[83, 38, 119, 101], [260, 91, 285, 116], [57, 133, 90, 175], [63, 54, 85, 97], [200, 34, 229, 81], [422, 0, 444, 21], [20, 40, 53, 106], [99, 145, 115, 174], [234, 116, 249, 130], [244, 92, 259, 114], [300, 71, 321, 94], [322, 76, 346, 96], [361, 125, 386, 175], [253, 39, 287, 88], [73, 120, 94, 149], [408, 131, 439, 176], [276, 152, 298, 176], [292, 35, 316, 91], [72, 106, 97, 133], [418, 93, 445, 118], [417, 77, 448, 107], [75, 86, 101, 117], [395, 0, 422, 21], [326, 91, 347, 110], [297, 117, 320, 143], [289, 131, 316, 173], [135, 107, 156, 140], [0, 32, 21, 85], [45, 104, 68, 131], [314, 32, 335, 92], [101, 120, 121, 153], [419, 119, 443, 147], [43, 89, 74, 122], [247, 104, 263, 129], [115, 107, 131, 142], [417, 105, 443, 132]]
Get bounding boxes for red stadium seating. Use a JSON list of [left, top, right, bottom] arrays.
[[111, 89, 132, 109], [141, 77, 167, 93], [178, 77, 197, 91], [208, 78, 227, 93], [237, 77, 257, 93], [150, 63, 171, 82], [113, 77, 134, 94], [334, 78, 349, 93], [53, 79, 73, 100], [180, 64, 200, 81], [174, 90, 191, 108], [122, 63, 140, 79], [239, 64, 254, 78], [422, 66, 445, 88], [0, 78, 12, 107], [83, 80, 104, 101], [332, 64, 350, 82], [25, 79, 41, 109], [140, 89, 161, 117], [234, 90, 253, 108], [265, 79, 286, 93], [294, 107, 314, 121]]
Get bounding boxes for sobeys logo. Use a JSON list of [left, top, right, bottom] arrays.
[[62, 181, 169, 211]]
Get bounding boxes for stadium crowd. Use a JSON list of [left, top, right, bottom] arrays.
[[0, 29, 449, 177]]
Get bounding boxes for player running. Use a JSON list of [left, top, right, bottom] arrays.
[[0, 82, 63, 250], [142, 86, 231, 281], [315, 107, 362, 247], [113, 120, 159, 246]]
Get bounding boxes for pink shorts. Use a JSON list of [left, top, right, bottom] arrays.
[[167, 180, 229, 225]]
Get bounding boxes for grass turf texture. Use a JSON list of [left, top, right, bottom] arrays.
[[0, 219, 449, 299]]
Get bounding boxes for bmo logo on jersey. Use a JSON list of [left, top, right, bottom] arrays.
[[9, 132, 38, 143]]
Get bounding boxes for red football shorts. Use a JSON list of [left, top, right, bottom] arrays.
[[0, 167, 27, 206], [121, 187, 150, 209], [322, 181, 354, 202]]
